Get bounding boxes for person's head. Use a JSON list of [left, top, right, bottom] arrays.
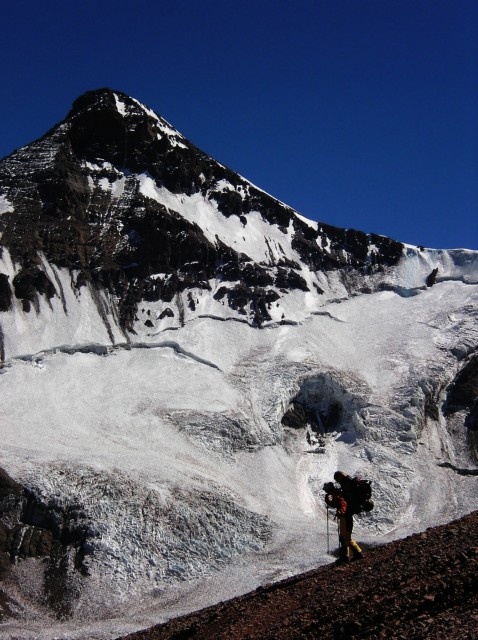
[[334, 471, 347, 483]]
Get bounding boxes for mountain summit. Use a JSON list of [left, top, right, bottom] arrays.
[[0, 88, 416, 349], [0, 90, 477, 638]]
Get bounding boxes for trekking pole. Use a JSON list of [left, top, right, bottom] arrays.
[[326, 506, 330, 554]]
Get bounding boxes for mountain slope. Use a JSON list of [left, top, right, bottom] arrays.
[[0, 90, 477, 639], [118, 510, 478, 640], [1, 88, 475, 359]]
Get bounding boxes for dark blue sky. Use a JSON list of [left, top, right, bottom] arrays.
[[2, 0, 477, 249]]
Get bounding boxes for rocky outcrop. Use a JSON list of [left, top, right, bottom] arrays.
[[0, 274, 12, 312], [281, 402, 308, 430], [444, 353, 478, 431], [426, 267, 439, 287], [0, 467, 92, 620]]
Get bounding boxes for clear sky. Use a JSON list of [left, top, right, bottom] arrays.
[[1, 0, 477, 249]]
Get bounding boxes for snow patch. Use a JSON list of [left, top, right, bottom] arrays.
[[294, 211, 318, 230], [0, 194, 13, 215], [113, 93, 127, 117]]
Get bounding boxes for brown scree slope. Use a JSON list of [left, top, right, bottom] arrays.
[[119, 510, 478, 640]]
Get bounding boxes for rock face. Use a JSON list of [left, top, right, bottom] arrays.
[[0, 467, 91, 619], [445, 354, 478, 430], [1, 88, 477, 357], [0, 88, 406, 340]]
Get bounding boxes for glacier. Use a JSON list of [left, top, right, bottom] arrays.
[[1, 274, 477, 639]]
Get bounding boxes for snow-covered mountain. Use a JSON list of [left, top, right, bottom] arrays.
[[0, 89, 477, 639]]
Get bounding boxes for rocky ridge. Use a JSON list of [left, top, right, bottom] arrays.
[[0, 88, 407, 344]]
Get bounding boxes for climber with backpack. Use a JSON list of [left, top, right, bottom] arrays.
[[323, 481, 364, 563]]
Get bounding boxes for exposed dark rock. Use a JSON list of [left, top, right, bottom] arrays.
[[209, 189, 244, 218], [274, 267, 309, 291], [281, 402, 307, 429], [0, 325, 4, 365], [250, 290, 280, 327], [418, 376, 445, 423], [0, 466, 93, 620], [0, 88, 405, 332], [0, 466, 22, 501], [217, 260, 273, 287], [0, 274, 12, 312], [12, 268, 56, 309], [444, 354, 478, 430], [159, 307, 174, 319], [465, 399, 478, 431], [291, 222, 403, 274], [214, 285, 280, 326], [426, 267, 439, 287], [187, 292, 196, 311], [437, 461, 478, 475]]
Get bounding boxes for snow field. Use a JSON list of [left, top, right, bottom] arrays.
[[0, 271, 477, 638]]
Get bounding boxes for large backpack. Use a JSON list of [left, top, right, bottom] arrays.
[[349, 477, 374, 513]]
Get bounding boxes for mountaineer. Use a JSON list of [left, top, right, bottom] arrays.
[[323, 481, 364, 563]]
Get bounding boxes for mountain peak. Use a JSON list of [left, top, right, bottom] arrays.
[[3, 88, 469, 346], [69, 87, 160, 122], [69, 87, 128, 114], [64, 88, 188, 168]]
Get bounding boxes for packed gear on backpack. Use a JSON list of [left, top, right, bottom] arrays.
[[333, 471, 374, 514]]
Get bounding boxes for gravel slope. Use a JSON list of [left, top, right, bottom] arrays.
[[118, 510, 478, 640]]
